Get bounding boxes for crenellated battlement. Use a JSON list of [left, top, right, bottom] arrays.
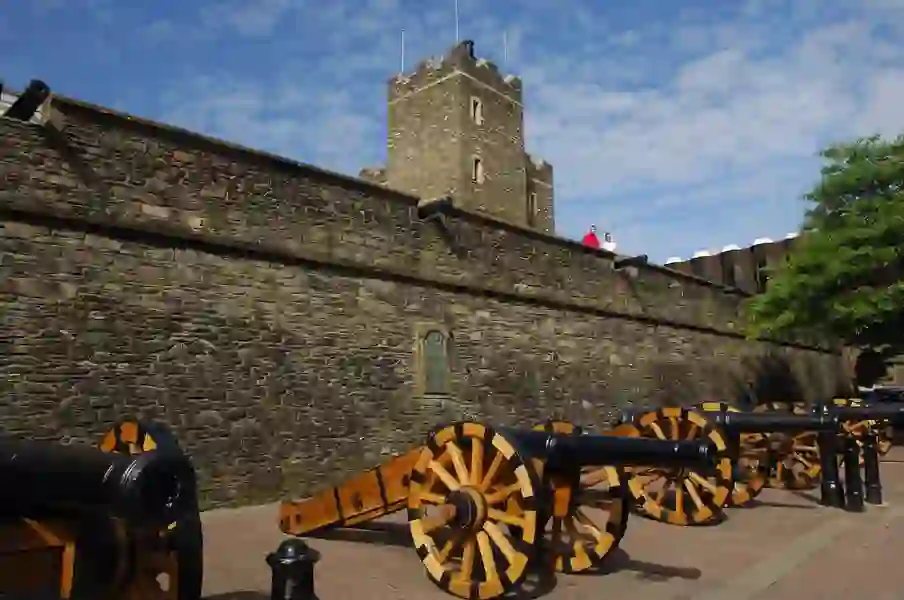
[[389, 40, 522, 102], [526, 153, 553, 182], [358, 166, 387, 186]]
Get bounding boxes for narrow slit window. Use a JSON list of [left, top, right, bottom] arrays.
[[423, 330, 450, 395], [472, 157, 484, 183], [527, 193, 537, 226], [470, 97, 484, 125]]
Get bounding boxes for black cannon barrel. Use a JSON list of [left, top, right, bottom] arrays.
[[498, 428, 716, 470], [3, 79, 51, 121], [0, 436, 195, 527], [712, 411, 839, 434], [819, 404, 904, 425]]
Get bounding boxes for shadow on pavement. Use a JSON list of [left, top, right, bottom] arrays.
[[741, 498, 820, 510], [584, 548, 702, 582], [307, 520, 412, 547]]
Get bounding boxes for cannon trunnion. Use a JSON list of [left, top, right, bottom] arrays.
[[0, 421, 204, 600]]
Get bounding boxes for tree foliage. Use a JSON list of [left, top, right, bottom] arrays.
[[744, 134, 904, 353]]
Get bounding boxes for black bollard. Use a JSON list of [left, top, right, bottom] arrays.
[[863, 431, 884, 505], [842, 436, 865, 512], [818, 431, 844, 508], [267, 538, 321, 600]]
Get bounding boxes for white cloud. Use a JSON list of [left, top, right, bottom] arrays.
[[80, 0, 904, 260], [516, 5, 904, 258], [160, 76, 382, 175]]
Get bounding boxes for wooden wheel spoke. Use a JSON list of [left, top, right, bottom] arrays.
[[574, 488, 618, 509], [469, 438, 484, 486], [419, 491, 448, 505], [484, 521, 517, 565], [563, 517, 590, 548], [438, 532, 464, 562], [574, 509, 604, 539], [793, 454, 815, 469], [793, 445, 818, 453], [580, 467, 611, 488], [636, 470, 666, 486], [633, 465, 666, 477], [743, 447, 769, 459], [682, 478, 706, 510], [479, 451, 505, 492], [688, 471, 718, 495], [487, 507, 526, 528], [669, 417, 681, 440], [484, 482, 522, 505], [458, 539, 476, 583], [476, 531, 499, 581], [673, 484, 685, 520], [445, 441, 470, 484], [648, 422, 667, 440], [685, 423, 700, 440], [430, 460, 461, 492]]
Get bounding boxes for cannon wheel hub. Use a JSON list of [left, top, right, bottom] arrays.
[[447, 487, 488, 532]]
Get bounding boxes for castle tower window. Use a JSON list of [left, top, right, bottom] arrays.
[[470, 97, 484, 125], [422, 330, 451, 395], [472, 157, 485, 184], [527, 192, 537, 226]]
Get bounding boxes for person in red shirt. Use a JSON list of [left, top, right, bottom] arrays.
[[582, 225, 600, 249]]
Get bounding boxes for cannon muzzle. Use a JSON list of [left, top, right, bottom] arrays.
[[3, 79, 50, 121], [499, 428, 716, 471], [0, 436, 195, 527]]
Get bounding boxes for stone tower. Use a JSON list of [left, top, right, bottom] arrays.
[[361, 40, 554, 234]]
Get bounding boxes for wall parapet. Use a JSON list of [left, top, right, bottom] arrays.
[[0, 95, 834, 353]]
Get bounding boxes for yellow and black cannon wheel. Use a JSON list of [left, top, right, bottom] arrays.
[[407, 422, 540, 600], [752, 403, 822, 489], [531, 420, 629, 574], [696, 402, 768, 507], [829, 398, 894, 457], [621, 407, 734, 526], [99, 420, 204, 600]]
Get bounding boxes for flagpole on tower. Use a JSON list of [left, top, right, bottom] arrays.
[[399, 29, 405, 74], [503, 29, 508, 66], [454, 0, 460, 42]]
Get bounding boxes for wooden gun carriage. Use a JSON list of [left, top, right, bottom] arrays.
[[279, 419, 717, 599], [0, 421, 204, 600]]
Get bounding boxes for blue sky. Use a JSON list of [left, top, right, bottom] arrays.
[[4, 0, 904, 262]]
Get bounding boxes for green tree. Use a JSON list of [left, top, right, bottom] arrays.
[[744, 134, 904, 355]]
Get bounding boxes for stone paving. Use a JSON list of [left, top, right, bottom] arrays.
[[200, 450, 904, 600]]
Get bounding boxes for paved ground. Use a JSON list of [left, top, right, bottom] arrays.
[[200, 449, 904, 600]]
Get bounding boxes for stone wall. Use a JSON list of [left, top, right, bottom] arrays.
[[0, 97, 849, 509]]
